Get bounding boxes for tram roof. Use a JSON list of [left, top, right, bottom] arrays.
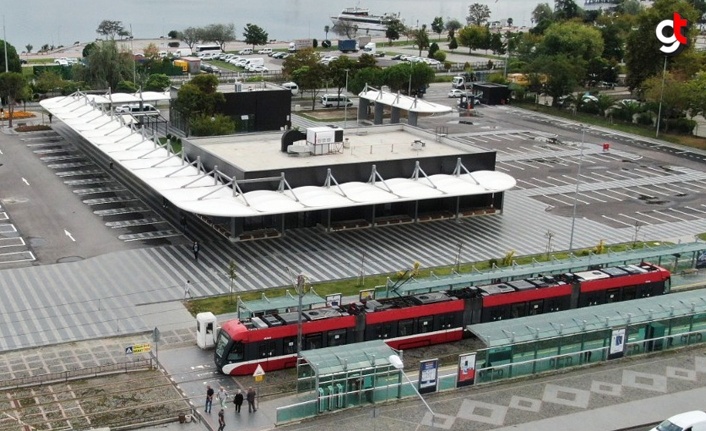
[[236, 289, 326, 319], [467, 288, 706, 348], [301, 340, 399, 376], [376, 241, 705, 297]]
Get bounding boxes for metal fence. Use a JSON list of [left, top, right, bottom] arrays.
[[0, 358, 153, 391]]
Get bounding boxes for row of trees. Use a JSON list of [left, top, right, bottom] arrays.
[[169, 23, 269, 51]]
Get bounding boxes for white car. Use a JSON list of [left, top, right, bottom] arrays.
[[258, 48, 273, 55], [448, 89, 465, 98], [649, 411, 706, 431], [248, 65, 269, 73]]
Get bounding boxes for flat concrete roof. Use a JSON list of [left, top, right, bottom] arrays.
[[190, 125, 476, 172]]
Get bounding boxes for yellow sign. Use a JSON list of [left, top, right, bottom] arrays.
[[132, 343, 151, 354], [255, 375, 264, 382]]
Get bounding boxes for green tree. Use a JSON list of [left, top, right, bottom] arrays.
[[467, 3, 491, 25], [445, 19, 463, 39], [82, 42, 98, 58], [489, 33, 505, 55], [554, 0, 582, 21], [386, 19, 406, 45], [328, 56, 357, 103], [348, 67, 384, 94], [412, 24, 430, 56], [292, 63, 327, 110], [144, 73, 171, 91], [448, 37, 458, 51], [333, 21, 359, 39], [180, 27, 202, 50], [428, 42, 439, 58], [190, 114, 235, 136], [96, 20, 125, 40], [173, 74, 225, 128], [356, 53, 378, 69], [530, 54, 583, 107], [168, 30, 180, 39], [33, 70, 64, 94], [642, 72, 690, 127], [0, 41, 21, 73], [431, 17, 445, 40], [538, 21, 604, 62], [599, 24, 625, 62], [624, 0, 699, 90], [0, 72, 28, 127], [25, 44, 33, 54], [115, 80, 137, 93], [73, 40, 134, 90], [282, 48, 319, 77], [243, 23, 269, 49], [202, 23, 236, 50], [457, 25, 488, 53]]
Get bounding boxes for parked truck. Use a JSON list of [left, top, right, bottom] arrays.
[[451, 72, 476, 90], [288, 39, 314, 52], [338, 39, 359, 53]]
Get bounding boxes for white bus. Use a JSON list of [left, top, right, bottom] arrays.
[[195, 44, 223, 54]]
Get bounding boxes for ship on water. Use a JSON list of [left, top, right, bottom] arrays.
[[330, 6, 402, 33]]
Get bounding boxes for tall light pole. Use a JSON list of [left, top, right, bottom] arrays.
[[389, 355, 435, 428], [655, 56, 667, 138], [344, 69, 349, 129], [3, 15, 8, 73], [568, 125, 586, 254], [296, 274, 305, 358], [408, 62, 413, 96]]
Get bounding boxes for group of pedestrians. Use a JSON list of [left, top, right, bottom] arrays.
[[205, 385, 258, 430]]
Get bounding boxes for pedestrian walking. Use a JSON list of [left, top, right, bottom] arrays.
[[233, 389, 243, 413], [193, 241, 200, 260], [217, 386, 228, 409], [184, 280, 192, 300], [205, 385, 214, 413], [217, 408, 225, 431], [246, 387, 257, 413]]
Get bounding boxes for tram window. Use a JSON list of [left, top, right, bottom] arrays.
[[327, 329, 347, 347], [398, 319, 414, 336], [546, 299, 562, 312], [439, 314, 455, 329], [606, 288, 620, 303], [529, 300, 543, 315], [490, 308, 504, 321], [418, 316, 433, 333], [258, 341, 276, 358], [623, 286, 637, 301], [283, 337, 297, 354], [376, 323, 392, 339], [511, 303, 526, 318], [227, 342, 244, 361], [305, 333, 322, 350]]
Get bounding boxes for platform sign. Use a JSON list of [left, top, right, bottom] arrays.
[[608, 328, 627, 360], [418, 358, 439, 394], [253, 364, 265, 382], [326, 293, 342, 307], [457, 353, 476, 388], [125, 343, 151, 355]]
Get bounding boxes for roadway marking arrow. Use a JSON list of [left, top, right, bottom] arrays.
[[22, 178, 29, 185], [64, 229, 76, 242]]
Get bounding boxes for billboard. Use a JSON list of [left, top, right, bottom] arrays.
[[418, 359, 439, 394], [457, 353, 476, 387], [608, 327, 627, 360]]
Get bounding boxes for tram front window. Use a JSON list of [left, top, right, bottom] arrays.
[[215, 331, 230, 362]]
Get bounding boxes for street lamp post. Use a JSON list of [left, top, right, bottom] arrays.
[[296, 274, 305, 357], [655, 56, 667, 138], [408, 62, 413, 96], [568, 125, 586, 254], [388, 355, 435, 428], [344, 69, 349, 129]]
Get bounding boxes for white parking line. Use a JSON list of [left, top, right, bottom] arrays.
[[629, 185, 668, 196], [685, 205, 706, 214], [495, 134, 517, 141], [557, 193, 591, 205], [619, 213, 654, 225], [483, 135, 503, 142], [667, 208, 696, 218], [671, 183, 702, 193], [652, 210, 687, 221], [651, 183, 679, 194], [608, 188, 637, 199], [602, 214, 635, 227], [542, 194, 575, 206], [495, 165, 510, 173], [514, 160, 540, 169], [516, 179, 536, 188], [578, 193, 607, 203], [546, 176, 573, 185], [591, 190, 623, 201], [498, 162, 526, 171], [532, 177, 565, 187], [635, 211, 665, 223], [0, 238, 25, 248]]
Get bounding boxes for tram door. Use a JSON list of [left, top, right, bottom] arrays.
[[528, 300, 543, 315]]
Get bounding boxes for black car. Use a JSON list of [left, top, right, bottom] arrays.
[[391, 54, 402, 60]]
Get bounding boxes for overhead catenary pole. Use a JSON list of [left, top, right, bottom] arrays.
[[3, 15, 8, 73], [568, 125, 586, 254]]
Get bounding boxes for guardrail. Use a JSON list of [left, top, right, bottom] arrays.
[[0, 358, 153, 391]]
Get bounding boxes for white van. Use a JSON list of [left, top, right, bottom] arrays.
[[258, 48, 273, 55], [238, 48, 253, 55], [281, 82, 299, 95], [320, 94, 353, 107], [650, 411, 706, 431], [115, 104, 160, 116]]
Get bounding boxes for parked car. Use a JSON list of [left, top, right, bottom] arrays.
[[448, 89, 465, 98], [115, 104, 160, 116], [258, 48, 273, 55], [391, 54, 402, 60], [238, 48, 253, 55], [271, 51, 286, 59], [649, 411, 706, 431], [281, 82, 299, 95]]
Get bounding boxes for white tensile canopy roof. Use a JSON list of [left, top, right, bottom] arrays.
[[40, 93, 515, 218], [84, 91, 171, 106], [358, 85, 454, 114]]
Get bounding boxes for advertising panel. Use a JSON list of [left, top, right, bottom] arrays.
[[457, 353, 476, 387], [418, 359, 439, 394], [608, 327, 627, 360]]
